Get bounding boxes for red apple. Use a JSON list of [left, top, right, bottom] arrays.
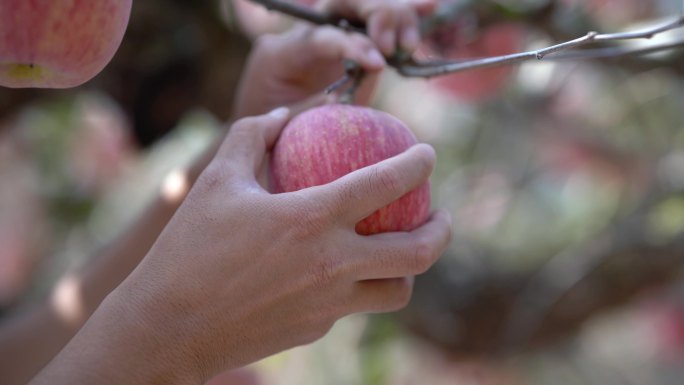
[[0, 0, 132, 88], [562, 0, 654, 27], [420, 21, 524, 103], [270, 104, 431, 235]]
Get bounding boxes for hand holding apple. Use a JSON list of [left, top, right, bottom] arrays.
[[29, 107, 452, 385], [0, 0, 132, 88], [271, 104, 430, 235]]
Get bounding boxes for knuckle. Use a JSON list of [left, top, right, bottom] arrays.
[[197, 161, 229, 193], [414, 145, 436, 173], [283, 194, 335, 241], [230, 118, 256, 137], [252, 33, 279, 52], [391, 279, 413, 310], [303, 317, 336, 345], [373, 279, 413, 313], [310, 26, 340, 47], [308, 259, 341, 289], [351, 33, 373, 48], [412, 238, 436, 274]]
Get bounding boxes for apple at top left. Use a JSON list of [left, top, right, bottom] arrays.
[[0, 0, 132, 89]]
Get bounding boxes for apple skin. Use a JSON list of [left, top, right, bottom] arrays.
[[0, 0, 132, 88], [270, 104, 431, 235]]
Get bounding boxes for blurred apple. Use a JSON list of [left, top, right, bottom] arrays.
[[563, 0, 655, 27], [420, 20, 524, 103], [639, 298, 684, 361], [0, 0, 132, 88], [270, 104, 430, 235]]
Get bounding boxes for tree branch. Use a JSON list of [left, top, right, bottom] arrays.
[[247, 0, 684, 78], [397, 14, 684, 77], [246, 0, 365, 33]]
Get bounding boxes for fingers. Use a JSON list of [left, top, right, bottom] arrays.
[[313, 143, 436, 225], [407, 0, 438, 16], [367, 10, 398, 56], [347, 277, 415, 314], [306, 26, 385, 71], [363, 1, 433, 55], [325, 0, 434, 56], [215, 107, 290, 183], [352, 210, 453, 280], [399, 9, 420, 53]]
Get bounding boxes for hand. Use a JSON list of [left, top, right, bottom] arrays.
[[234, 24, 385, 117], [233, 0, 436, 118], [322, 0, 437, 55], [54, 107, 451, 385]]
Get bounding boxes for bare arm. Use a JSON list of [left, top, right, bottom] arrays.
[[0, 142, 216, 385], [0, 1, 435, 382], [28, 108, 452, 385]]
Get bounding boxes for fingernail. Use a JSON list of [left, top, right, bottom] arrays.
[[381, 30, 395, 55], [402, 29, 420, 52], [269, 107, 290, 119], [367, 49, 386, 67]]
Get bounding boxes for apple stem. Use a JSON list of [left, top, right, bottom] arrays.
[[324, 60, 366, 104]]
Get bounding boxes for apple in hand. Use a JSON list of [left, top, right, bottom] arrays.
[[0, 0, 132, 88], [270, 104, 431, 235]]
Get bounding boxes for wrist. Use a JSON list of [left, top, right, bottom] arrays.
[[101, 281, 205, 385], [33, 283, 202, 385]]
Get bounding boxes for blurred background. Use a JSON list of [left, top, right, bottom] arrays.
[[2, 0, 684, 384]]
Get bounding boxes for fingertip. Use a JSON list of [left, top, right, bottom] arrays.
[[400, 26, 420, 53], [432, 209, 453, 228], [367, 13, 384, 52], [380, 29, 396, 56], [263, 107, 291, 148], [364, 48, 386, 70], [268, 106, 290, 120], [409, 143, 437, 169], [412, 0, 438, 15]]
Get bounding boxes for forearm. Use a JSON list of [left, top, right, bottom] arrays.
[[28, 286, 200, 385], [0, 140, 220, 385]]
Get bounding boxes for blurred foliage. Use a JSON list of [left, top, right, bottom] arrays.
[[2, 0, 684, 384]]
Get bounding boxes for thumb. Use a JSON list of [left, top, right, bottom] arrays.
[[216, 107, 291, 184]]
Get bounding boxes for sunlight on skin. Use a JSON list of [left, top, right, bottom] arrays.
[[161, 168, 191, 205], [50, 275, 86, 328]]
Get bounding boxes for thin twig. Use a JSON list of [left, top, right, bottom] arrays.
[[549, 40, 684, 61], [325, 59, 366, 104], [398, 15, 684, 77]]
